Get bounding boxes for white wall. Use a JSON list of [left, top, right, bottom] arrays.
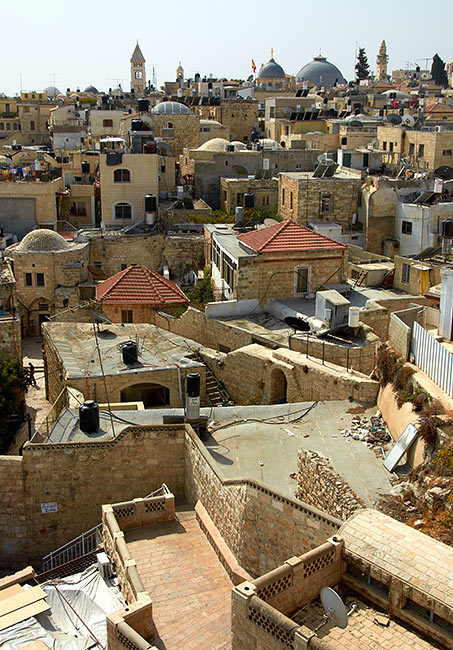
[[439, 268, 453, 341], [395, 203, 452, 256]]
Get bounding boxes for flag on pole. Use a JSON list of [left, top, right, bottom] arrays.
[[252, 59, 256, 74]]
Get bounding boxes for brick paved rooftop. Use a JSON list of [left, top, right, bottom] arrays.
[[124, 505, 232, 650]]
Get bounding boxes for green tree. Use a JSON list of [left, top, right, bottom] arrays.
[[0, 358, 25, 452], [431, 53, 448, 87], [186, 267, 214, 305], [355, 47, 370, 81]]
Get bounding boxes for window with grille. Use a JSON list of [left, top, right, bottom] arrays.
[[114, 169, 131, 183], [402, 220, 412, 235], [115, 203, 132, 219], [296, 267, 309, 294], [401, 263, 411, 284]]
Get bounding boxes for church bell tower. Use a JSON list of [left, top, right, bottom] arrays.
[[130, 41, 146, 95]]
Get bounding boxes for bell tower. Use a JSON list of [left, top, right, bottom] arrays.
[[130, 41, 146, 95], [376, 40, 389, 81]]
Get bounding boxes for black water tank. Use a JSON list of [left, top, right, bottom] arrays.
[[101, 95, 108, 105], [186, 373, 200, 397], [138, 98, 150, 112], [145, 194, 157, 212], [441, 219, 453, 238], [122, 340, 138, 365], [81, 161, 90, 174], [131, 119, 143, 131], [79, 401, 100, 434], [243, 193, 254, 209]]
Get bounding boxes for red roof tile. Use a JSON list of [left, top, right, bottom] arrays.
[[96, 265, 189, 306], [237, 220, 346, 254]]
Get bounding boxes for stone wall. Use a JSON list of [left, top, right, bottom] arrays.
[[200, 345, 379, 405], [289, 332, 378, 375], [0, 315, 21, 360], [388, 307, 422, 359], [359, 296, 433, 342], [184, 425, 341, 576], [296, 450, 364, 520], [0, 424, 185, 568]]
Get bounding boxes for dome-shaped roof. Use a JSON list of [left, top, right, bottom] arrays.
[[199, 119, 222, 127], [17, 229, 71, 252], [151, 101, 191, 115], [44, 86, 61, 96], [231, 141, 247, 150], [198, 138, 231, 151], [84, 85, 99, 94], [258, 138, 282, 150], [296, 56, 346, 87], [258, 58, 286, 79]]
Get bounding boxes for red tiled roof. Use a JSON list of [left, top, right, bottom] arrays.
[[96, 265, 189, 306], [237, 220, 346, 254]]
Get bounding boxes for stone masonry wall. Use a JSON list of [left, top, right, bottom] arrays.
[[388, 307, 421, 360], [359, 296, 433, 342], [296, 450, 364, 521], [0, 315, 21, 360], [0, 424, 186, 569]]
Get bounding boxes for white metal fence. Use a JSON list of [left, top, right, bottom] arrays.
[[412, 322, 453, 398]]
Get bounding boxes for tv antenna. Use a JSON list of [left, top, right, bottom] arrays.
[[313, 587, 355, 633], [416, 57, 432, 72]]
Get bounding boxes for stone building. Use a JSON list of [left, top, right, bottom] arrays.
[[42, 321, 206, 407], [209, 219, 346, 301], [88, 109, 126, 141], [180, 140, 321, 208], [377, 124, 453, 171], [199, 119, 229, 145], [220, 177, 278, 214], [17, 92, 55, 146], [130, 42, 146, 95], [6, 229, 90, 336], [256, 51, 294, 91], [196, 98, 258, 142], [278, 169, 362, 227], [96, 264, 189, 323]]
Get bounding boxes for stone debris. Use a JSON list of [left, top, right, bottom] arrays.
[[374, 613, 390, 627], [339, 414, 391, 448]]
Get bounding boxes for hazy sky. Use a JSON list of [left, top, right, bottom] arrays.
[[2, 0, 451, 96]]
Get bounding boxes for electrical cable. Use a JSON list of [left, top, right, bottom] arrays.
[[208, 400, 318, 434]]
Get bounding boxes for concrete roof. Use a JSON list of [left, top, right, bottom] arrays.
[[44, 323, 203, 380]]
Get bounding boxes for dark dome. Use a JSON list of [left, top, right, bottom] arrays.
[[258, 58, 286, 79], [44, 86, 61, 96], [296, 56, 346, 87], [84, 85, 99, 94]]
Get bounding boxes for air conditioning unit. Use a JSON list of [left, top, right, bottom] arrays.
[[96, 552, 114, 580]]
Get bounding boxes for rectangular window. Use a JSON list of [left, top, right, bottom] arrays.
[[409, 143, 415, 155], [389, 142, 394, 153], [401, 263, 411, 284], [121, 264, 128, 271], [103, 119, 113, 127], [418, 144, 425, 157], [321, 193, 331, 214], [443, 149, 452, 157], [296, 267, 309, 294], [38, 303, 49, 311], [269, 107, 275, 118], [383, 141, 387, 151], [36, 273, 45, 287], [24, 272, 33, 287], [282, 188, 285, 206], [161, 165, 166, 173], [402, 220, 413, 235], [290, 192, 293, 210], [121, 310, 133, 323]]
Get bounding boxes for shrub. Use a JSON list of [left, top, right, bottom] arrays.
[[375, 344, 402, 386]]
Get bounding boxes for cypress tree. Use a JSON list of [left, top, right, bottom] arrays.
[[355, 48, 370, 81], [431, 53, 448, 87]]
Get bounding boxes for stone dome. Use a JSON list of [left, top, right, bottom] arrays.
[[17, 229, 71, 252], [44, 86, 61, 97], [151, 101, 192, 115], [296, 56, 346, 87], [84, 85, 99, 94], [198, 138, 231, 152], [258, 58, 286, 79]]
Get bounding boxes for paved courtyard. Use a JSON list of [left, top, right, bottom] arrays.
[[125, 506, 232, 649]]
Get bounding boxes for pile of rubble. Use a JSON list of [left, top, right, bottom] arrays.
[[339, 414, 391, 448]]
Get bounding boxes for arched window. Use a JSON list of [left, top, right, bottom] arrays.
[[30, 121, 35, 131], [167, 121, 173, 129], [6, 123, 11, 130], [13, 122, 18, 130], [0, 123, 4, 131], [114, 202, 132, 219], [113, 168, 131, 183]]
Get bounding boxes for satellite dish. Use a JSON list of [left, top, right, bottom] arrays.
[[283, 107, 293, 116], [247, 74, 254, 82], [402, 114, 415, 128], [434, 166, 453, 180], [320, 588, 348, 629], [386, 113, 402, 125], [156, 141, 172, 154], [317, 153, 334, 165]]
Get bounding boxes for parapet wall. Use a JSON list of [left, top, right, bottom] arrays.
[[296, 450, 364, 520]]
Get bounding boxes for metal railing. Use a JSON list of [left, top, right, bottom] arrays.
[[40, 483, 170, 572]]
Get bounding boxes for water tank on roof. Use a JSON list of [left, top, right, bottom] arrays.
[[131, 119, 143, 131], [441, 219, 453, 238], [122, 340, 138, 365], [186, 373, 200, 421], [101, 95, 108, 105], [137, 98, 150, 112], [348, 306, 360, 328], [145, 194, 157, 213], [79, 401, 100, 434], [243, 193, 254, 209], [81, 161, 90, 174]]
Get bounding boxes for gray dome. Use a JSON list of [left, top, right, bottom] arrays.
[[296, 56, 346, 87], [44, 86, 61, 96], [151, 101, 191, 115], [84, 85, 99, 94], [258, 58, 285, 79], [17, 229, 70, 252]]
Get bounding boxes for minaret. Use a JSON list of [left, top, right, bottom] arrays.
[[130, 41, 146, 95], [376, 40, 389, 81], [176, 61, 184, 84]]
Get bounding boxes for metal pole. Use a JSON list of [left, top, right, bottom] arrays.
[[322, 342, 325, 365], [347, 348, 350, 372]]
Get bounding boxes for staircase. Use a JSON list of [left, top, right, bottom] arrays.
[[185, 351, 231, 407]]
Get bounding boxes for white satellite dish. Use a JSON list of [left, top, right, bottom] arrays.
[[317, 153, 334, 165], [320, 588, 349, 629], [402, 114, 415, 128]]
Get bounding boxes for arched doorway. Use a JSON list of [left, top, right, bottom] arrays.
[[120, 383, 170, 408], [270, 368, 287, 404]]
